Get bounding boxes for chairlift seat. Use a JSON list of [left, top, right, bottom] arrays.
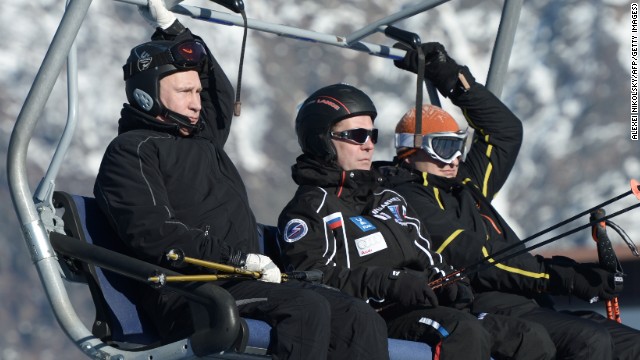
[[53, 191, 433, 359], [52, 191, 273, 355]]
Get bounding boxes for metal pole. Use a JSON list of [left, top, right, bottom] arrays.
[[486, 0, 523, 97], [116, 0, 410, 60], [344, 0, 452, 45], [33, 32, 79, 205]]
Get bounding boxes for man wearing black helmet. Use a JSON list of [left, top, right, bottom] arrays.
[[277, 83, 556, 360], [93, 1, 389, 359]]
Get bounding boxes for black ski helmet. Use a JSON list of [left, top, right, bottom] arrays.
[[295, 83, 377, 161], [123, 39, 207, 119]]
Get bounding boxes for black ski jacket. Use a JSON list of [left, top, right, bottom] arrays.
[[94, 28, 258, 273], [277, 155, 450, 303], [384, 83, 552, 298]]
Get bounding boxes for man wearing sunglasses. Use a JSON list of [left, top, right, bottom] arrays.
[[385, 42, 640, 359], [277, 83, 556, 360], [93, 1, 390, 359]]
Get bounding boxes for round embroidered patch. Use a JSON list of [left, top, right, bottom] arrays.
[[284, 219, 308, 243]]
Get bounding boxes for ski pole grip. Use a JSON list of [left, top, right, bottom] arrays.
[[384, 26, 421, 49]]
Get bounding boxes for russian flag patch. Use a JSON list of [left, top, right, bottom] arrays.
[[324, 213, 343, 231]]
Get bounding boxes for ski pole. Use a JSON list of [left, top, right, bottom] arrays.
[[149, 249, 324, 286], [591, 208, 623, 323], [517, 179, 640, 250], [148, 273, 243, 285], [430, 179, 640, 289], [166, 249, 262, 278], [430, 200, 640, 289]]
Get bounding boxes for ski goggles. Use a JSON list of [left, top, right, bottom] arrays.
[[331, 128, 379, 145], [168, 40, 208, 68], [395, 130, 468, 163], [124, 39, 208, 79]]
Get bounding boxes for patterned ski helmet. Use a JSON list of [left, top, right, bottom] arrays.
[[295, 83, 377, 161], [123, 39, 207, 117]]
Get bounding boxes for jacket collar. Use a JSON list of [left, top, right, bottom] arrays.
[[379, 161, 460, 192], [292, 154, 382, 206], [118, 104, 183, 136]]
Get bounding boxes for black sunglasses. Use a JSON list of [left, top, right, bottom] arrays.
[[330, 128, 378, 145]]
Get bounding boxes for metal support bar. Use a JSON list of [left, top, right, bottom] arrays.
[[119, 0, 521, 95], [33, 39, 79, 205], [344, 0, 451, 45], [116, 0, 409, 60], [6, 0, 128, 358], [485, 0, 523, 97], [8, 0, 90, 223]]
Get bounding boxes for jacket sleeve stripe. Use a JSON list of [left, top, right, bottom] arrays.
[[433, 187, 445, 210], [321, 212, 340, 265], [414, 240, 437, 266], [482, 162, 493, 197], [316, 187, 328, 213], [137, 135, 172, 205], [435, 229, 464, 254], [340, 223, 351, 268], [481, 247, 550, 279]]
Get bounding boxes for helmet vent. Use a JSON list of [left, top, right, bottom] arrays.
[[133, 89, 154, 111]]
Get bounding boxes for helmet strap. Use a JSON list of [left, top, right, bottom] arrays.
[[397, 148, 419, 161], [161, 107, 204, 133]]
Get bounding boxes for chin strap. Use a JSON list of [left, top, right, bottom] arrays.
[[161, 107, 204, 133]]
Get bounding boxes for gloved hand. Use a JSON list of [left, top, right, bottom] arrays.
[[393, 42, 475, 98], [243, 253, 282, 284], [545, 256, 621, 302], [138, 0, 177, 30], [381, 270, 438, 308], [435, 277, 474, 310]]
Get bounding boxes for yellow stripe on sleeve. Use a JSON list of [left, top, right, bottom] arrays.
[[481, 247, 549, 279], [436, 229, 464, 253], [482, 162, 493, 197], [433, 187, 444, 210]]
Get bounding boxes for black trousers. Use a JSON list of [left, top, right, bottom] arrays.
[[378, 304, 555, 360], [471, 291, 640, 360], [226, 280, 390, 360]]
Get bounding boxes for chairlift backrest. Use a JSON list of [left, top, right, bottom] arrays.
[[53, 191, 161, 347]]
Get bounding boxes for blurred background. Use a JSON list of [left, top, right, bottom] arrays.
[[1, 0, 638, 358]]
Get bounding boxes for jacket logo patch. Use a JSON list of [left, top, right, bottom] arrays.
[[388, 205, 405, 223], [349, 216, 376, 232], [354, 232, 387, 257], [284, 219, 308, 243]]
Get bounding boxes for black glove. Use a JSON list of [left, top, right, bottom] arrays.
[[381, 270, 438, 308], [435, 277, 474, 310], [545, 256, 622, 302], [393, 42, 475, 98]]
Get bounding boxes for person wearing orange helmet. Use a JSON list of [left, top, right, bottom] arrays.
[[384, 42, 640, 359]]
